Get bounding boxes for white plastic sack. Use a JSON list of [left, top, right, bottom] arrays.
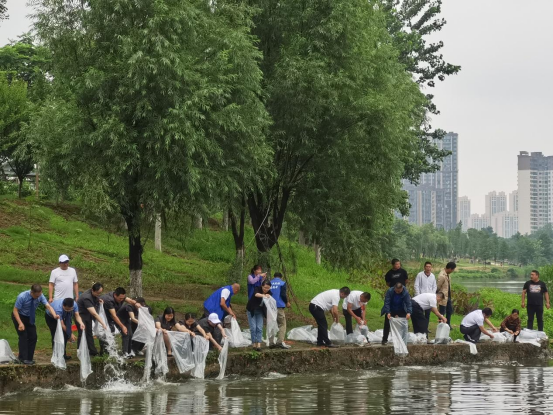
[[367, 331, 382, 343], [0, 339, 16, 363], [435, 322, 451, 344], [345, 333, 367, 346], [389, 317, 409, 357], [132, 308, 156, 345], [192, 335, 210, 379], [329, 322, 346, 343], [407, 332, 427, 345], [143, 341, 154, 382], [264, 296, 279, 341], [358, 325, 369, 338], [454, 339, 478, 355], [153, 332, 168, 376], [167, 332, 195, 374], [518, 329, 548, 341], [375, 329, 392, 340], [517, 339, 542, 347], [77, 331, 93, 383], [51, 319, 67, 370], [216, 339, 229, 380], [226, 319, 251, 348], [287, 325, 317, 344]]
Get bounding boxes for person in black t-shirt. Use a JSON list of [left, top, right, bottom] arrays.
[[131, 297, 151, 355], [155, 307, 186, 356], [522, 270, 550, 331], [384, 259, 409, 288], [117, 301, 142, 357]]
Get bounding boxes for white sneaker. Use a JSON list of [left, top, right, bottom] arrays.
[[281, 342, 291, 349], [137, 350, 145, 356]]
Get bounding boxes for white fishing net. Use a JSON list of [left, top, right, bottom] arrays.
[[389, 317, 409, 357], [51, 319, 67, 370], [77, 330, 93, 383], [131, 308, 156, 345], [263, 296, 279, 342], [167, 331, 195, 374], [225, 319, 251, 348], [216, 339, 229, 380], [153, 332, 169, 377], [192, 335, 210, 379], [0, 339, 16, 363]]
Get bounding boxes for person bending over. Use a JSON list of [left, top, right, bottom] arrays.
[[460, 308, 498, 344]]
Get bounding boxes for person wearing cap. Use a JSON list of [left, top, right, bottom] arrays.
[[45, 297, 85, 360], [49, 254, 79, 303], [203, 283, 241, 321], [195, 313, 228, 351], [12, 284, 59, 365]]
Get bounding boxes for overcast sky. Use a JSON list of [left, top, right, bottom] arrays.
[[2, 0, 552, 214]]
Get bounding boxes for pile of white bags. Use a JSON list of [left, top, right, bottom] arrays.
[[77, 331, 93, 383], [435, 323, 451, 344], [407, 332, 427, 345], [0, 339, 17, 364], [192, 335, 210, 379], [225, 319, 252, 348], [517, 329, 548, 347], [389, 317, 409, 357], [329, 322, 346, 343], [287, 325, 317, 344], [51, 320, 67, 370], [216, 339, 229, 380], [345, 333, 367, 346], [167, 332, 195, 374]]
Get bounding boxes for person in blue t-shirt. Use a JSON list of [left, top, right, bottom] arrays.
[[45, 297, 86, 360], [12, 284, 58, 365], [269, 273, 291, 349]]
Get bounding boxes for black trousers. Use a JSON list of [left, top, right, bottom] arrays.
[[527, 304, 544, 331], [77, 316, 98, 356], [12, 314, 37, 362], [45, 314, 70, 357], [309, 303, 331, 346], [121, 321, 133, 354], [411, 302, 428, 336], [382, 310, 407, 342], [460, 324, 481, 343], [342, 308, 362, 334], [439, 299, 453, 327]]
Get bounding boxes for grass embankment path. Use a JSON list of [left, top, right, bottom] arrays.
[[0, 197, 526, 362]]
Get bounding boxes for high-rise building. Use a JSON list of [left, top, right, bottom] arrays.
[[518, 151, 553, 234], [491, 211, 519, 238], [401, 132, 459, 230], [509, 190, 519, 213], [468, 214, 489, 231], [457, 196, 471, 231], [485, 191, 507, 220]]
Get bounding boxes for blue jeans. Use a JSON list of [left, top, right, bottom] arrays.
[[248, 309, 264, 343]]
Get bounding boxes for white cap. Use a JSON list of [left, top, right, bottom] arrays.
[[59, 254, 70, 263], [208, 313, 221, 325]]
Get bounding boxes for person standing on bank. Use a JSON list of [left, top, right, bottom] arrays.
[[414, 262, 436, 328], [77, 282, 108, 356], [500, 309, 522, 341], [411, 292, 447, 336], [522, 270, 550, 331], [45, 297, 85, 360], [269, 272, 292, 349], [460, 308, 498, 344], [247, 280, 273, 351], [342, 291, 371, 335], [12, 284, 59, 365], [384, 259, 409, 287], [381, 282, 412, 345], [48, 254, 79, 303], [247, 265, 267, 299], [309, 287, 351, 348], [436, 262, 456, 327], [204, 283, 240, 321]]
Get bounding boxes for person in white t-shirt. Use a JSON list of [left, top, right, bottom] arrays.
[[342, 291, 370, 334], [48, 254, 79, 303], [411, 292, 447, 336], [460, 308, 498, 343], [309, 287, 350, 348]]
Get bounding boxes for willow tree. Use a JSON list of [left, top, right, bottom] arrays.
[[31, 0, 270, 295]]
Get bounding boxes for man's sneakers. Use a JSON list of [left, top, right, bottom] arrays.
[[22, 360, 35, 365], [381, 340, 388, 346], [280, 342, 291, 349], [464, 334, 477, 344], [63, 355, 72, 361]]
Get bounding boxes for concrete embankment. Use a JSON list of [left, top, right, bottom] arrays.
[[0, 342, 549, 395]]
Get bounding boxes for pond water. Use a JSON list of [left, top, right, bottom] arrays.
[[1, 362, 553, 414], [454, 276, 527, 294]]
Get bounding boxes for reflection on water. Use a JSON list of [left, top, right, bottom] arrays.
[[455, 277, 527, 294], [2, 364, 553, 414]]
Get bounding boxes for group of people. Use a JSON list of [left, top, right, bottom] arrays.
[[10, 255, 551, 365]]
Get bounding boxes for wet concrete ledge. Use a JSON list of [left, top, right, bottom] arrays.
[[0, 341, 549, 395]]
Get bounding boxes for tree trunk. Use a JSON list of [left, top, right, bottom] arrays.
[[222, 210, 229, 231], [17, 179, 22, 199], [230, 196, 246, 259], [125, 213, 143, 298], [314, 242, 321, 265], [194, 215, 203, 229], [154, 214, 162, 252], [298, 230, 306, 246]]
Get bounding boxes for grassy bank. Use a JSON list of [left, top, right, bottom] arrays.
[[0, 196, 550, 360]]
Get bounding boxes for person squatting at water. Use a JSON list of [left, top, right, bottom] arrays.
[[342, 290, 370, 335], [500, 309, 522, 341], [12, 284, 59, 365], [380, 282, 412, 345], [76, 282, 108, 356], [269, 272, 292, 349], [246, 279, 272, 352], [155, 307, 195, 357], [460, 308, 498, 344], [309, 287, 351, 348], [410, 292, 447, 338], [194, 313, 227, 351], [45, 297, 85, 360]]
